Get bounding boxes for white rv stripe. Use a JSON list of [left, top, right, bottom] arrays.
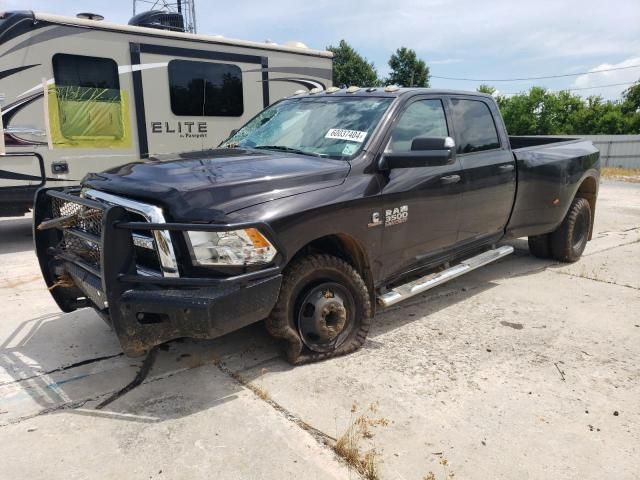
[[118, 62, 169, 74], [17, 79, 54, 99]]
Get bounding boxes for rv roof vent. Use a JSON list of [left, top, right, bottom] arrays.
[[77, 12, 104, 21], [128, 10, 185, 32]]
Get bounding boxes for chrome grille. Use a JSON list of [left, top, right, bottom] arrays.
[[50, 193, 168, 277], [83, 189, 179, 278]]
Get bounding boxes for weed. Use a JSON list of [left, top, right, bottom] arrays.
[[334, 403, 388, 479], [251, 384, 270, 401], [602, 167, 640, 183]]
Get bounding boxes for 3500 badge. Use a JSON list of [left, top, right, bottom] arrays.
[[385, 206, 409, 226], [368, 206, 408, 227]]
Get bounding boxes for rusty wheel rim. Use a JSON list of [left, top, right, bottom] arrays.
[[297, 282, 354, 353]]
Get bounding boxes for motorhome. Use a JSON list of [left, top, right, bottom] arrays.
[[0, 10, 333, 216]]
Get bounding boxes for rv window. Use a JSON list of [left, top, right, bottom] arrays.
[[51, 54, 126, 143], [52, 54, 120, 101], [168, 60, 243, 117]]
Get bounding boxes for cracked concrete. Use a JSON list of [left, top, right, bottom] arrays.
[[0, 179, 638, 479]]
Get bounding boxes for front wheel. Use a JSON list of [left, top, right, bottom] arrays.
[[265, 254, 372, 364], [550, 197, 592, 263]]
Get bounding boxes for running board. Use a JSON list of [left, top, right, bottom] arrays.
[[377, 245, 514, 308]]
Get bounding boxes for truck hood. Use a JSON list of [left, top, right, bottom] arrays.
[[82, 148, 350, 221]]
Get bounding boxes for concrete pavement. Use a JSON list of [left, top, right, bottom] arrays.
[[0, 180, 638, 479]]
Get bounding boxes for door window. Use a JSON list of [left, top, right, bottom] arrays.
[[450, 99, 500, 154], [168, 60, 243, 117], [387, 99, 448, 153]]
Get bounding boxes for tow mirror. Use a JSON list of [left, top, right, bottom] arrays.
[[379, 136, 456, 170]]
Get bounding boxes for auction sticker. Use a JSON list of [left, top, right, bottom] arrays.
[[325, 128, 368, 143]]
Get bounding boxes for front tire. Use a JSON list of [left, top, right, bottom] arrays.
[[550, 197, 592, 263], [265, 254, 372, 365]]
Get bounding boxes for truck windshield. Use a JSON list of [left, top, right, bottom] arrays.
[[222, 96, 393, 159]]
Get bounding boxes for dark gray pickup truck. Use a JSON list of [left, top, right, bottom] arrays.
[[34, 87, 600, 364]]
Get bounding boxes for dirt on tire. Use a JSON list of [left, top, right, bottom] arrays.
[[265, 254, 372, 365]]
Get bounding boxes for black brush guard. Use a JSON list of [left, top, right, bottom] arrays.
[[34, 188, 282, 356]]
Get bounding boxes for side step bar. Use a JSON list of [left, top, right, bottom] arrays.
[[377, 245, 514, 307]]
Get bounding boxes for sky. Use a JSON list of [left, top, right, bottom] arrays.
[[3, 0, 639, 100]]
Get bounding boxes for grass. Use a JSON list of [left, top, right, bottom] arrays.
[[334, 402, 389, 480], [601, 167, 640, 182]]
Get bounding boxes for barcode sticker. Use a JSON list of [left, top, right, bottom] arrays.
[[325, 128, 368, 143]]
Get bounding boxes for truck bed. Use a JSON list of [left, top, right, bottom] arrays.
[[506, 136, 600, 239], [509, 136, 580, 150]]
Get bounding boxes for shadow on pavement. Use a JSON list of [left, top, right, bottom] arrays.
[[0, 216, 33, 256]]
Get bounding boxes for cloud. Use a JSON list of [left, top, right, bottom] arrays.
[[572, 57, 640, 99]]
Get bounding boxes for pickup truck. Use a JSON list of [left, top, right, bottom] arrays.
[[34, 87, 600, 364]]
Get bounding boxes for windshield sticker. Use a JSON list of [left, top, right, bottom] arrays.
[[342, 143, 359, 155], [325, 128, 368, 143]]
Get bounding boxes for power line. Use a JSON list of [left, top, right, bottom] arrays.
[[432, 64, 640, 82], [501, 81, 637, 95]]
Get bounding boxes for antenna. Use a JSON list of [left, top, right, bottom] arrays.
[[133, 0, 197, 33]]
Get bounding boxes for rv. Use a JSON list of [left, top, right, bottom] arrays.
[[0, 10, 333, 217]]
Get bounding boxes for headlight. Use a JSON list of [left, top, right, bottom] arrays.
[[186, 228, 277, 266]]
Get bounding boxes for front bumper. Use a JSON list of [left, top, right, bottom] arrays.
[[34, 188, 282, 356]]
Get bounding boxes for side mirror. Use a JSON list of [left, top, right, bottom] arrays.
[[411, 136, 455, 151], [380, 136, 456, 170], [229, 128, 239, 137]]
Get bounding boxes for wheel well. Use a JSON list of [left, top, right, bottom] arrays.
[[292, 234, 376, 309], [576, 176, 598, 240]]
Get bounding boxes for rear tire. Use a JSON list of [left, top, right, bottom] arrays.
[[550, 197, 591, 263], [528, 234, 552, 259], [265, 254, 372, 365]]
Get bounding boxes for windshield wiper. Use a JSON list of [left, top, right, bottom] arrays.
[[253, 145, 323, 157]]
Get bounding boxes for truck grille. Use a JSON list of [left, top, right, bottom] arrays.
[[52, 197, 104, 268], [52, 197, 103, 235], [50, 195, 162, 276]]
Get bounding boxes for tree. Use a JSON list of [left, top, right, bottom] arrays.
[[386, 47, 430, 87], [326, 40, 379, 87], [495, 87, 640, 135], [477, 84, 496, 95], [621, 80, 640, 114]]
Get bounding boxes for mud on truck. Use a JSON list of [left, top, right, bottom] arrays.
[[34, 87, 600, 364]]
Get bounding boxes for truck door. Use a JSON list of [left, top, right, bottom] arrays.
[[379, 97, 464, 279], [449, 97, 516, 244]]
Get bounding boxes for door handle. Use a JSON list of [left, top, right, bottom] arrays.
[[440, 174, 461, 185], [499, 164, 514, 172]]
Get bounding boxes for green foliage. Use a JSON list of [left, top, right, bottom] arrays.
[[490, 83, 640, 135], [621, 81, 640, 114], [327, 40, 379, 87], [477, 84, 496, 95], [325, 39, 638, 134], [386, 47, 430, 87]]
